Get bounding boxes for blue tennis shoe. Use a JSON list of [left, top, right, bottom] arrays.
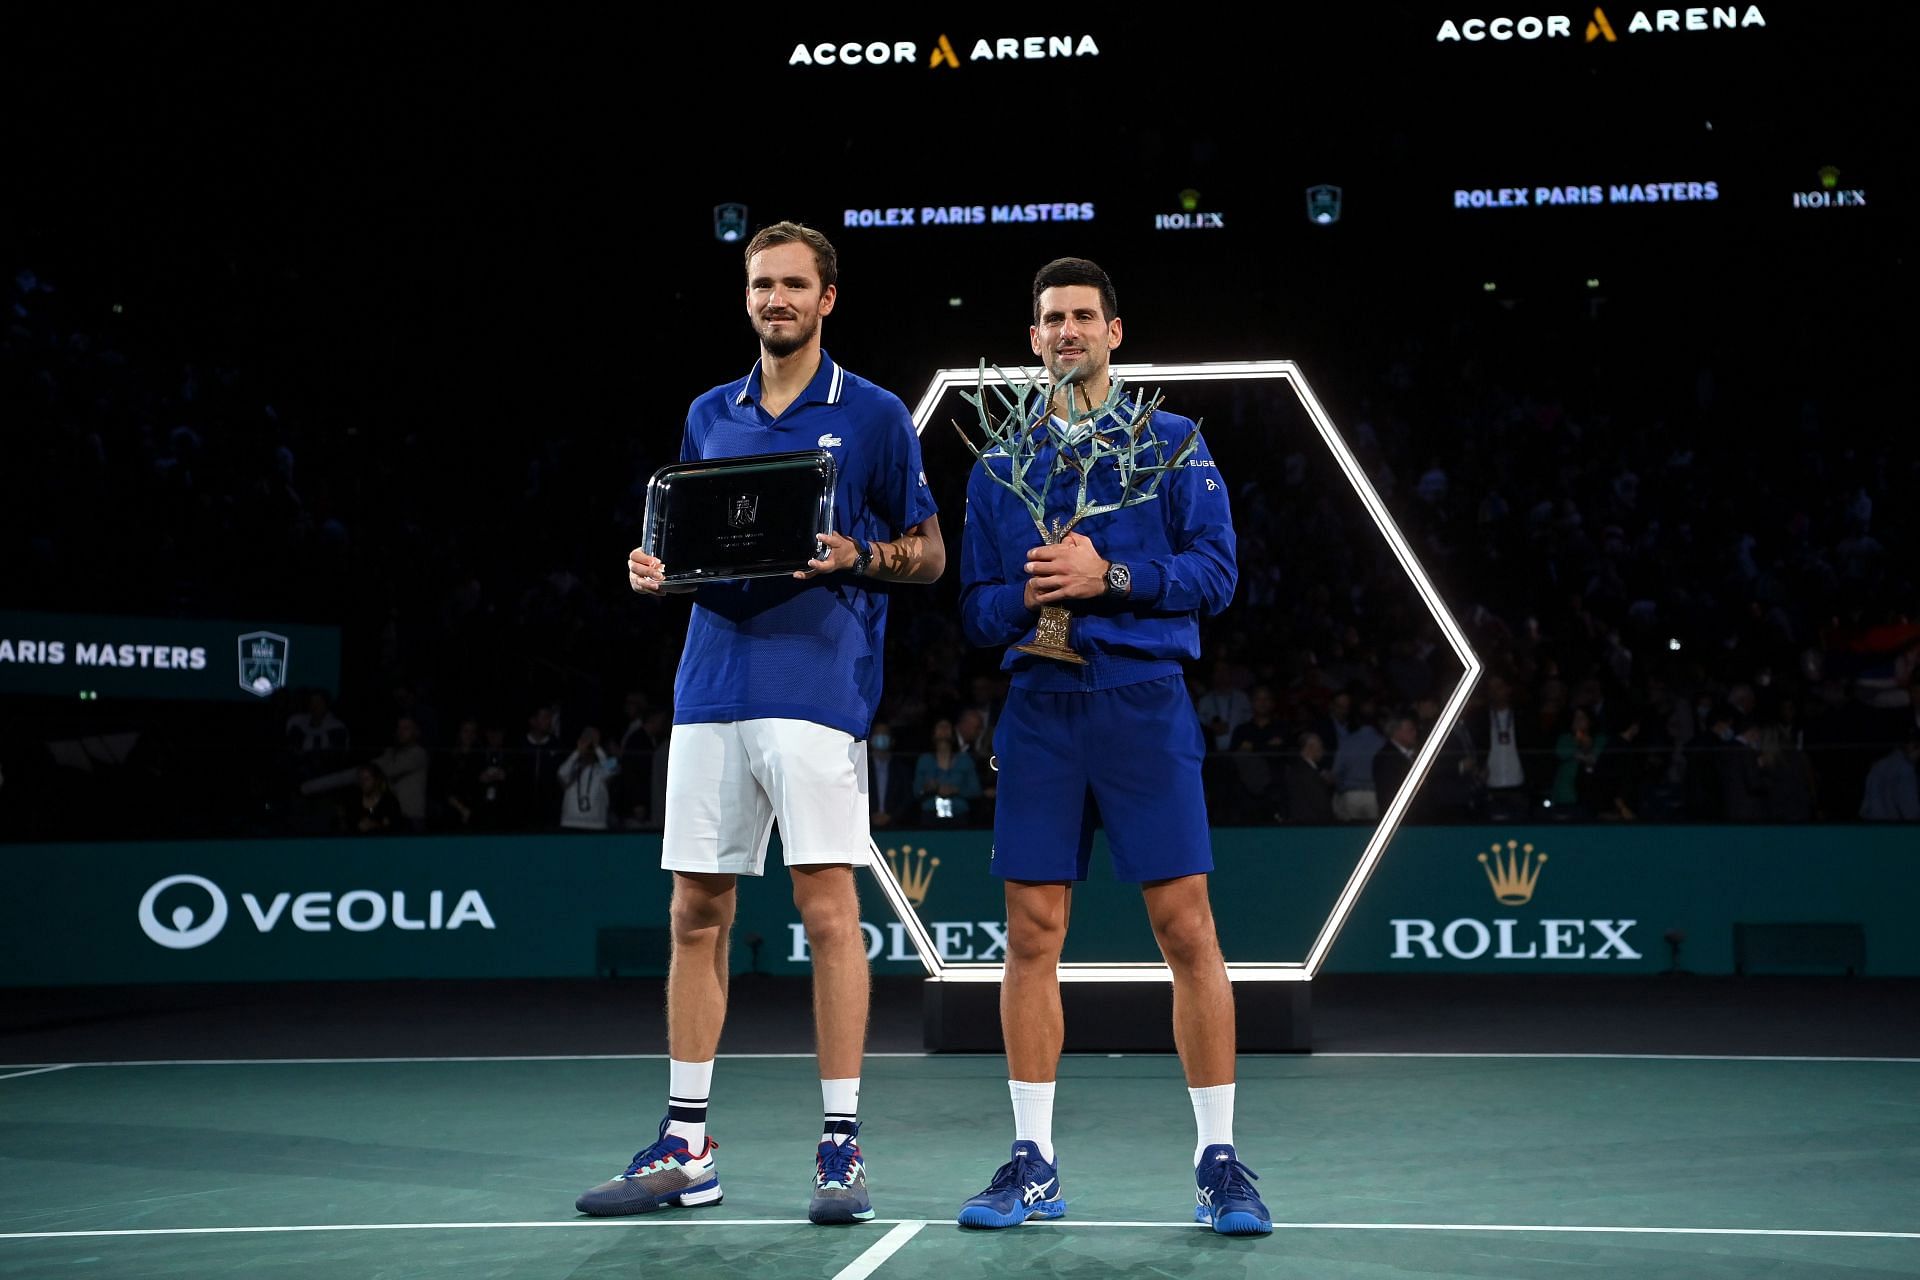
[[1193, 1143, 1272, 1236], [957, 1143, 1066, 1229]]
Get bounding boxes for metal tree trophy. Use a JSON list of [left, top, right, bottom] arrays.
[[955, 363, 1198, 664]]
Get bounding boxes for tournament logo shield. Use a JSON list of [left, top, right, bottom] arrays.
[[1306, 183, 1343, 225], [713, 203, 749, 243], [237, 630, 291, 697], [728, 493, 760, 529]]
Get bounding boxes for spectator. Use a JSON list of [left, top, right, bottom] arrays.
[[1682, 702, 1734, 820], [966, 673, 1007, 739], [1228, 686, 1289, 821], [615, 694, 668, 829], [389, 683, 441, 752], [1420, 693, 1486, 821], [1280, 732, 1335, 824], [1475, 676, 1532, 820], [1758, 725, 1815, 822], [615, 692, 653, 758], [472, 724, 516, 830], [515, 703, 564, 828], [285, 690, 349, 762], [1720, 718, 1770, 822], [914, 717, 981, 825], [954, 706, 990, 762], [556, 726, 618, 832], [1373, 713, 1419, 813], [1602, 718, 1644, 821], [1230, 686, 1289, 755], [350, 764, 402, 835], [1550, 706, 1615, 819], [283, 689, 351, 829], [1195, 660, 1252, 751], [867, 719, 916, 829], [372, 717, 431, 832], [1860, 736, 1920, 821], [443, 717, 486, 828], [1331, 697, 1387, 821]]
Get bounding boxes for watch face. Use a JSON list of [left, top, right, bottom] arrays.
[[1107, 563, 1130, 593]]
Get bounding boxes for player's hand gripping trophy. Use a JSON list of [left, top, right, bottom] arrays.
[[954, 363, 1198, 663]]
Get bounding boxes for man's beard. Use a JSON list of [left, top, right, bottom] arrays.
[[759, 313, 816, 357], [1044, 355, 1102, 410]]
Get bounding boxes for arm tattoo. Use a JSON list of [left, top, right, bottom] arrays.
[[865, 518, 944, 584]]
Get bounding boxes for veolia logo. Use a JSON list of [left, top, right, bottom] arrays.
[[137, 875, 496, 949], [139, 874, 230, 950]]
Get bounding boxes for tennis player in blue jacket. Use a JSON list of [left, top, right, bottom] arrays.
[[953, 258, 1271, 1237]]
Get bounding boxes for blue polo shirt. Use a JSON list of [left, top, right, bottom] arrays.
[[959, 408, 1237, 692], [672, 350, 936, 739]]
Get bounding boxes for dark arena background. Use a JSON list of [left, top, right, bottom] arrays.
[[3, 7, 1917, 1277]]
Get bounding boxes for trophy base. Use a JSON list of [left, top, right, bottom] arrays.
[[1013, 642, 1088, 665], [924, 977, 1312, 1053]]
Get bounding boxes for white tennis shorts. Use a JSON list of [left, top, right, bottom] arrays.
[[661, 718, 871, 876]]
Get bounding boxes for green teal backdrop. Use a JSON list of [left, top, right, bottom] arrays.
[[4, 827, 1909, 984]]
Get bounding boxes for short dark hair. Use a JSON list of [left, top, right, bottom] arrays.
[[744, 221, 839, 290], [1032, 257, 1117, 326]]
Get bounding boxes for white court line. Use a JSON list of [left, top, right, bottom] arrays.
[[831, 1221, 927, 1279], [1, 1219, 1915, 1243], [0, 1053, 938, 1069], [0, 1065, 73, 1082], [3, 1050, 1915, 1069], [1062, 1222, 1920, 1239], [1316, 1052, 1920, 1064], [0, 1221, 805, 1240]]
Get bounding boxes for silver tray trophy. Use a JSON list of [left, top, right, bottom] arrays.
[[641, 449, 837, 584]]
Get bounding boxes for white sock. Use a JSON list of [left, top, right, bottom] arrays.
[[1190, 1082, 1236, 1166], [667, 1058, 714, 1153], [822, 1076, 860, 1144], [1010, 1079, 1056, 1163]]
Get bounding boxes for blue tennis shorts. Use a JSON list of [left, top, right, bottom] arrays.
[[989, 675, 1214, 883]]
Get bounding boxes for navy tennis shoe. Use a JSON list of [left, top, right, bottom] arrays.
[[1192, 1143, 1272, 1236], [956, 1143, 1066, 1228]]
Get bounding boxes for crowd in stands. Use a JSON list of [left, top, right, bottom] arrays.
[[4, 261, 1914, 839]]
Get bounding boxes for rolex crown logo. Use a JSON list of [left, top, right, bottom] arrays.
[[884, 846, 940, 907], [1478, 840, 1547, 906]]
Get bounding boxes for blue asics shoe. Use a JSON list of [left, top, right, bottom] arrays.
[[1193, 1143, 1272, 1236], [809, 1122, 875, 1224], [956, 1143, 1066, 1229], [575, 1117, 722, 1216]]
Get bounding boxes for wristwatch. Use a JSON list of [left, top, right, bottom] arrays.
[[1103, 560, 1131, 599], [851, 537, 873, 578]]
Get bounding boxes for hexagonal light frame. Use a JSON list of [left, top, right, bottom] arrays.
[[866, 360, 1482, 983]]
